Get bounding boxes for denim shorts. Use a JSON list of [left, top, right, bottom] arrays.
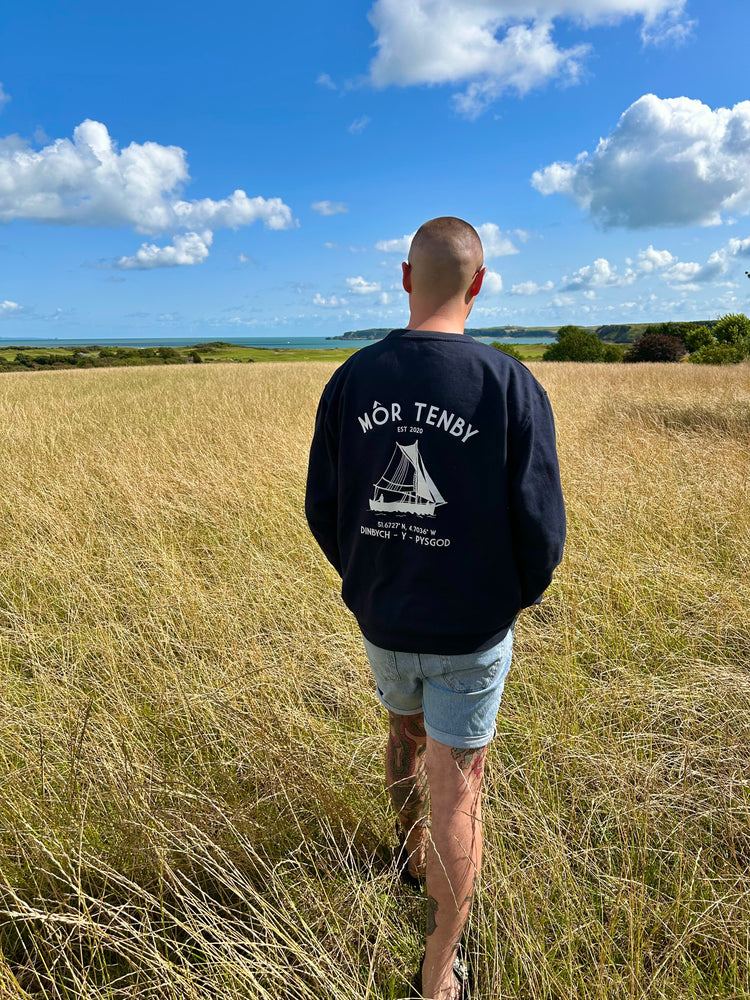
[[361, 625, 515, 749]]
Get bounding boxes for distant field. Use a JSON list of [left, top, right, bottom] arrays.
[[507, 342, 548, 360], [208, 342, 549, 362], [194, 344, 362, 363], [0, 361, 748, 999], [0, 343, 362, 368], [0, 339, 547, 370]]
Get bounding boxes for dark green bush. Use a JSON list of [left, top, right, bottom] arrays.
[[687, 313, 750, 364], [543, 326, 604, 362], [624, 334, 686, 363], [491, 342, 524, 360], [688, 342, 746, 365], [713, 313, 750, 349], [601, 344, 625, 363], [684, 326, 713, 353]]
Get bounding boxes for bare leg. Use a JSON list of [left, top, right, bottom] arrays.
[[386, 711, 429, 877], [421, 737, 487, 1000]]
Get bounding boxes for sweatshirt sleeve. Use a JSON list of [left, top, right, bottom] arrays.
[[507, 385, 566, 607], [305, 387, 343, 575]]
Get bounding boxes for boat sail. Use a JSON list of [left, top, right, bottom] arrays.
[[369, 440, 446, 516]]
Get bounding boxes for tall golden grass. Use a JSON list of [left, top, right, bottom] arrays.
[[0, 360, 748, 999]]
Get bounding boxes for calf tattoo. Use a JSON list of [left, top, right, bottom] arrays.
[[452, 876, 480, 953], [386, 713, 429, 830], [462, 874, 479, 909], [450, 745, 488, 780], [426, 895, 439, 937]]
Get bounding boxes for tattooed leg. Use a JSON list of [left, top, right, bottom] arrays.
[[421, 737, 487, 1000], [451, 744, 488, 783], [386, 711, 429, 877]]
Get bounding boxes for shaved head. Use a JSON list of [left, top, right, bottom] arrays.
[[407, 217, 484, 305]]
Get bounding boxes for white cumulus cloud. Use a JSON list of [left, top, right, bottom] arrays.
[[562, 257, 635, 291], [366, 1, 689, 116], [727, 236, 750, 259], [0, 119, 295, 247], [375, 222, 519, 257], [636, 245, 675, 273], [662, 237, 750, 284], [476, 223, 520, 258], [482, 270, 504, 294], [640, 4, 694, 44], [532, 95, 750, 229], [662, 260, 702, 283], [0, 84, 10, 113], [375, 232, 416, 253], [115, 231, 213, 270], [510, 280, 554, 295], [316, 73, 337, 90], [313, 293, 349, 308], [312, 200, 349, 215], [346, 276, 382, 294], [0, 299, 21, 316], [172, 191, 293, 231]]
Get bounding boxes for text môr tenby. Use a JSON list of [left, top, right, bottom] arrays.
[[357, 401, 479, 444]]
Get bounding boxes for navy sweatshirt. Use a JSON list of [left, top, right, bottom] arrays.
[[305, 329, 566, 654]]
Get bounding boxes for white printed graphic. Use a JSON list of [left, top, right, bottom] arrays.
[[369, 440, 446, 517]]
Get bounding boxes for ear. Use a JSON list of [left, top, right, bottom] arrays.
[[470, 266, 486, 298], [402, 261, 412, 294]]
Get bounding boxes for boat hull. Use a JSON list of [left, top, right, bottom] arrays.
[[369, 499, 436, 516]]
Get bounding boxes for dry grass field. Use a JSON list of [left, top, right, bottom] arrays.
[[0, 359, 749, 999]]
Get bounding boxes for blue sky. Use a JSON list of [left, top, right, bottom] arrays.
[[1, 0, 749, 339]]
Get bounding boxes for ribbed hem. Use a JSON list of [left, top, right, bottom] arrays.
[[357, 619, 512, 655]]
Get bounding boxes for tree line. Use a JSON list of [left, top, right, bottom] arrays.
[[0, 344, 236, 373], [495, 315, 750, 364]]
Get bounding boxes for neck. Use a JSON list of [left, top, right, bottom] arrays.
[[406, 301, 468, 335]]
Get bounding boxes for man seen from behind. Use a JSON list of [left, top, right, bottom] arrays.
[[305, 217, 566, 1000]]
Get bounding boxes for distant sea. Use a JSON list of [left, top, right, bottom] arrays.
[[0, 334, 554, 350]]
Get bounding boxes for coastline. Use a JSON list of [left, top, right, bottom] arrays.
[[0, 333, 555, 351], [0, 336, 554, 374]]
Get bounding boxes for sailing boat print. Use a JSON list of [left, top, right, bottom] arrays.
[[369, 440, 446, 516]]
